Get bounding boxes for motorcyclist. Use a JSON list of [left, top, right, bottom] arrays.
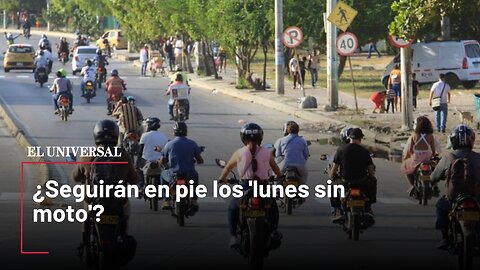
[[40, 49, 53, 74], [137, 117, 169, 206], [105, 69, 126, 115], [57, 37, 70, 61], [274, 121, 309, 185], [96, 48, 109, 87], [166, 73, 190, 120], [169, 65, 189, 85], [80, 59, 97, 97], [49, 70, 74, 114], [71, 119, 139, 237], [159, 122, 204, 212], [38, 34, 51, 52], [218, 123, 283, 248], [4, 32, 21, 45], [34, 50, 47, 83], [22, 20, 31, 37], [112, 96, 144, 146], [330, 128, 377, 224], [431, 124, 480, 249]]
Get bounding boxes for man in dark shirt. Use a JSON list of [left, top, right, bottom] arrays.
[[330, 128, 376, 222]]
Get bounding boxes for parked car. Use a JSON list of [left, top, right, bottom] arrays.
[[71, 46, 98, 75], [381, 40, 480, 89], [95, 30, 127, 50], [3, 44, 35, 73]]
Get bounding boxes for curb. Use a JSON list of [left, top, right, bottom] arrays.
[[0, 95, 50, 185]]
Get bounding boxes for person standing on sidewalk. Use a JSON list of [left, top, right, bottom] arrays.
[[388, 65, 401, 112], [429, 73, 451, 133], [289, 56, 300, 89], [174, 35, 184, 70], [308, 50, 319, 87], [412, 73, 419, 110], [139, 44, 149, 77], [164, 37, 175, 72], [385, 87, 396, 113], [299, 56, 307, 88]]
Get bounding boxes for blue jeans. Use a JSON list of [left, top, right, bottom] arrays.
[[368, 44, 381, 58], [310, 68, 318, 86], [435, 195, 451, 231], [52, 92, 73, 110], [80, 80, 97, 96], [435, 103, 448, 131], [141, 61, 148, 76]]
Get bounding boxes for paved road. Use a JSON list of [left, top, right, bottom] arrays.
[[0, 34, 476, 270]]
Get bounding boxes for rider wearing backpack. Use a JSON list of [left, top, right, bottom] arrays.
[[431, 124, 480, 249]]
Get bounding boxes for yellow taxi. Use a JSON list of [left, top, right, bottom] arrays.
[[96, 30, 127, 50], [3, 44, 35, 72]]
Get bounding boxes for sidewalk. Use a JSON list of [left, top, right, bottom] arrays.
[[118, 52, 480, 157]]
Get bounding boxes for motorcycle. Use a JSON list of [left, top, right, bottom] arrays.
[[37, 67, 48, 87], [144, 165, 162, 211], [60, 51, 68, 65], [446, 195, 480, 270], [172, 99, 189, 122], [277, 167, 302, 215], [23, 28, 30, 39], [97, 66, 107, 89], [215, 158, 280, 270], [84, 80, 95, 103], [340, 184, 373, 241], [122, 131, 140, 160], [57, 94, 71, 121], [412, 156, 440, 205]]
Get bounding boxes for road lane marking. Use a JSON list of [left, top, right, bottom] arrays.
[[15, 75, 30, 78]]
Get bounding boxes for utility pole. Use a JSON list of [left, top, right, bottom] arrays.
[[400, 46, 413, 130], [326, 0, 338, 110], [46, 0, 51, 31], [274, 0, 284, 95], [3, 10, 6, 29]]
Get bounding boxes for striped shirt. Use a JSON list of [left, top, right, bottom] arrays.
[[113, 103, 144, 132], [387, 88, 396, 99]]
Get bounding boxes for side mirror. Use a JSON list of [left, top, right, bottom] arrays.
[[215, 158, 226, 168], [66, 153, 77, 162], [306, 140, 312, 146]]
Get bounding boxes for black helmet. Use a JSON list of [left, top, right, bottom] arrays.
[[283, 121, 299, 136], [175, 73, 184, 82], [450, 124, 475, 150], [144, 117, 161, 131], [340, 127, 353, 144], [93, 120, 119, 146], [240, 123, 263, 145], [86, 59, 92, 66], [96, 48, 102, 55], [173, 122, 187, 136], [111, 69, 119, 76]]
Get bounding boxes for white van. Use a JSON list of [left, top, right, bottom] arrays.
[[381, 40, 480, 89]]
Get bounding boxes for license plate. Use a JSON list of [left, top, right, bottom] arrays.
[[86, 86, 93, 90], [244, 209, 266, 218], [16, 63, 23, 67], [457, 211, 480, 221], [347, 200, 365, 207], [38, 72, 45, 76], [98, 215, 119, 225], [284, 180, 299, 187], [419, 175, 431, 181]]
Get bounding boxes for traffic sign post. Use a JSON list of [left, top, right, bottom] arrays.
[[282, 26, 303, 48], [336, 32, 359, 112]]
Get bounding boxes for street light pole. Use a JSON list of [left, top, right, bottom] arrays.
[[401, 46, 413, 130], [46, 0, 50, 31], [326, 0, 338, 109], [274, 0, 284, 95]]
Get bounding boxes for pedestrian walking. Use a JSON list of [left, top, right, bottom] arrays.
[[388, 64, 401, 112], [174, 35, 184, 70], [308, 50, 319, 87], [289, 56, 300, 89], [219, 46, 227, 73], [164, 37, 175, 71], [139, 44, 149, 77], [367, 39, 381, 58], [299, 56, 307, 87], [429, 73, 451, 133], [412, 73, 419, 110]]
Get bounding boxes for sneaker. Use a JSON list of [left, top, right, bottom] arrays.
[[441, 129, 446, 133], [407, 186, 415, 197], [54, 110, 59, 115], [331, 213, 344, 224], [161, 200, 171, 210], [229, 235, 239, 249]]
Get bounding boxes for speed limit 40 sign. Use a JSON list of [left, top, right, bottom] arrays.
[[336, 32, 358, 56]]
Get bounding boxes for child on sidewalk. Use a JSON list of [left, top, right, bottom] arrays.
[[386, 87, 396, 113], [370, 90, 386, 113]]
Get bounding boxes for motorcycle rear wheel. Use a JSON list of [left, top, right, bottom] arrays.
[[151, 177, 159, 211], [248, 218, 265, 270], [176, 201, 185, 227], [285, 197, 292, 215], [458, 235, 474, 270]]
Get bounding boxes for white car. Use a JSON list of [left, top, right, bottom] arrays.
[[71, 46, 98, 75]]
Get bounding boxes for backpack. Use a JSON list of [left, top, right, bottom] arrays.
[[89, 155, 127, 212], [446, 152, 475, 200]]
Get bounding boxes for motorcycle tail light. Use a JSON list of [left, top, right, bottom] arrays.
[[59, 97, 69, 105], [420, 164, 430, 171], [176, 179, 186, 185], [460, 200, 478, 210], [349, 189, 361, 197], [98, 67, 102, 72], [250, 197, 260, 209]]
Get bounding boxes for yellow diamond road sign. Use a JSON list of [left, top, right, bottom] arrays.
[[327, 1, 358, 32]]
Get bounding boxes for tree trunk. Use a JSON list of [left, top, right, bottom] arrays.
[[338, 54, 347, 78], [441, 16, 451, 40], [262, 42, 268, 90], [202, 41, 212, 76]]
